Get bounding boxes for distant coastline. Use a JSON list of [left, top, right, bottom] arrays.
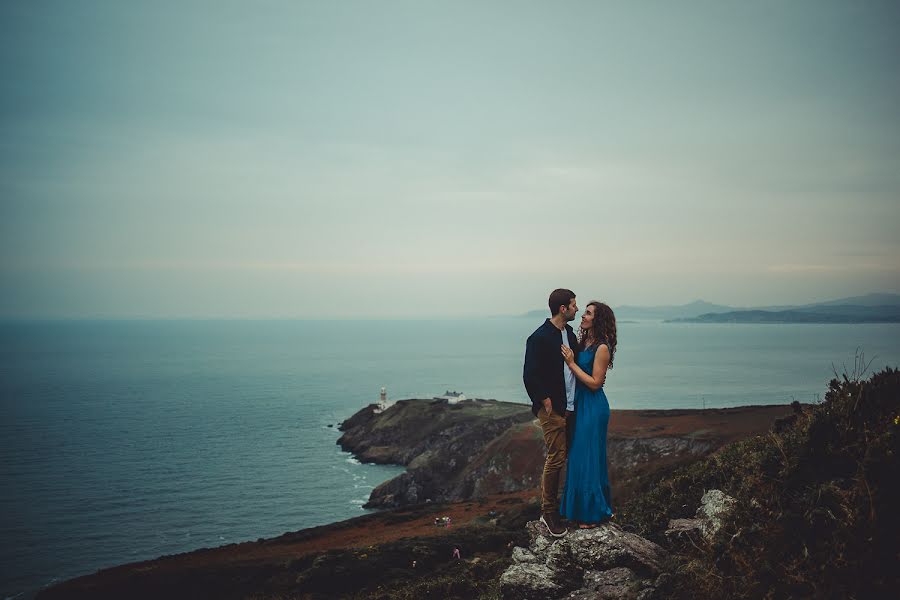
[[668, 308, 900, 324], [523, 292, 900, 324]]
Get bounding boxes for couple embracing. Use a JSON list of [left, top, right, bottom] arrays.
[[523, 288, 617, 537]]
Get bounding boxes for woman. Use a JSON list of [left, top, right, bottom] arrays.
[[559, 301, 617, 528]]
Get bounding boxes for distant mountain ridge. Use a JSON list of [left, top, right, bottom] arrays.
[[673, 305, 900, 324], [520, 293, 900, 322], [804, 293, 900, 307], [522, 300, 736, 321], [614, 300, 735, 321], [669, 293, 900, 324]]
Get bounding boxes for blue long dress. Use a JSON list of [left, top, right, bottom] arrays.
[[560, 344, 614, 524]]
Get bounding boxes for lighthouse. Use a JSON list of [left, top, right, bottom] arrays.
[[375, 386, 390, 413]]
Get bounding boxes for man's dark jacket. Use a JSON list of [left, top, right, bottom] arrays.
[[523, 318, 579, 417]]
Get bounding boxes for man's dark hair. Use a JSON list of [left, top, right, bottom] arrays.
[[548, 288, 575, 316]]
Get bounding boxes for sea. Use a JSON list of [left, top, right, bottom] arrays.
[[2, 318, 899, 599]]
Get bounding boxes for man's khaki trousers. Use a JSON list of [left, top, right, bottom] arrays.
[[537, 406, 567, 515]]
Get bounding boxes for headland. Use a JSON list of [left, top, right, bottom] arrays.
[[38, 399, 798, 599]]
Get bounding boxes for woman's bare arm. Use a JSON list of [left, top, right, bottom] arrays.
[[561, 344, 610, 391]]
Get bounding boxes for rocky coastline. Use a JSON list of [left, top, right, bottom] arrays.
[[337, 398, 796, 510], [38, 400, 801, 599]]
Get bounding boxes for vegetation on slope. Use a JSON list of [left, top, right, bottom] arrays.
[[618, 365, 899, 599]]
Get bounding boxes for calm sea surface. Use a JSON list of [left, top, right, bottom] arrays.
[[2, 319, 899, 598]]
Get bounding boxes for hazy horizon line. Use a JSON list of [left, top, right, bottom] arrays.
[[3, 290, 898, 322]]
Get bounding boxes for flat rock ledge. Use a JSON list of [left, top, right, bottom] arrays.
[[500, 520, 669, 600]]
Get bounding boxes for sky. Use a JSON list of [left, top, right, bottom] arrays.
[[1, 1, 899, 318]]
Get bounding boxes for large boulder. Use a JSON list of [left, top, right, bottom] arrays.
[[579, 567, 646, 599], [500, 520, 668, 599], [499, 564, 566, 600]]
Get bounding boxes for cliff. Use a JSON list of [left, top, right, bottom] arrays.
[[39, 398, 822, 600], [338, 399, 797, 509], [337, 399, 537, 506]]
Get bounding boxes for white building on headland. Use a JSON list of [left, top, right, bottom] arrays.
[[433, 390, 466, 404], [375, 386, 393, 413]]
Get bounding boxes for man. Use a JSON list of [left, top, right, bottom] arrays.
[[523, 288, 578, 537]]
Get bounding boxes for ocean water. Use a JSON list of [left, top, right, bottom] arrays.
[[2, 318, 899, 599]]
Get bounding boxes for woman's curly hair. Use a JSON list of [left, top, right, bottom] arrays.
[[579, 301, 617, 368]]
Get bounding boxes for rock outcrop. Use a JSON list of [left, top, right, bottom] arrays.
[[338, 399, 537, 507], [664, 489, 737, 548], [501, 520, 669, 599], [339, 400, 793, 509]]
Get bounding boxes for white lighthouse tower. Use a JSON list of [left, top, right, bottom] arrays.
[[375, 386, 391, 413]]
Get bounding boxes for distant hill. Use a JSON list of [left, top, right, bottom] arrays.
[[520, 293, 900, 323], [670, 294, 900, 323], [522, 300, 736, 321], [803, 292, 900, 307], [672, 307, 900, 324], [614, 300, 735, 320]]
